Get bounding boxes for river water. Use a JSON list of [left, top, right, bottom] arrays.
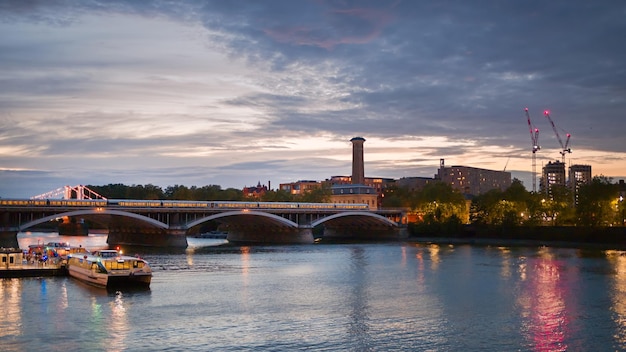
[[2, 232, 626, 351]]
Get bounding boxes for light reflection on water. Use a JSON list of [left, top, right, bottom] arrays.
[[517, 247, 568, 351], [607, 250, 626, 350], [2, 232, 626, 350]]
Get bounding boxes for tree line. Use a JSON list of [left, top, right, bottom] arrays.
[[89, 176, 624, 228], [381, 176, 625, 229], [87, 183, 332, 203]]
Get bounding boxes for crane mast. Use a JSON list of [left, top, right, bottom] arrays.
[[525, 108, 540, 192], [543, 110, 571, 164]]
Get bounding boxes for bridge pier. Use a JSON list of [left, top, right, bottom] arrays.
[[226, 226, 314, 244], [107, 228, 188, 248], [0, 230, 19, 248]]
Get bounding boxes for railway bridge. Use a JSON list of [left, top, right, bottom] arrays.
[[0, 199, 407, 248]]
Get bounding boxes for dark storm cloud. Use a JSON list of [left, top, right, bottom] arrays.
[[181, 0, 626, 153]]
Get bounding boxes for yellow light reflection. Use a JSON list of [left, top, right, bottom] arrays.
[[415, 251, 425, 288], [0, 279, 22, 340], [107, 292, 128, 352], [186, 247, 195, 267], [498, 247, 512, 278], [241, 246, 250, 279], [428, 244, 441, 270], [606, 250, 626, 349]]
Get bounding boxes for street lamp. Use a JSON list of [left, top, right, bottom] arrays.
[[619, 194, 625, 226]]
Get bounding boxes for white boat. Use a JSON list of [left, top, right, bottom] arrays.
[[66, 249, 152, 289]]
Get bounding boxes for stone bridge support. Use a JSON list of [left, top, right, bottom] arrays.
[[225, 224, 314, 244], [107, 227, 188, 248], [0, 230, 19, 248]]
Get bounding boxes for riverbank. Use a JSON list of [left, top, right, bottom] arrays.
[[410, 225, 626, 250], [0, 263, 67, 278]]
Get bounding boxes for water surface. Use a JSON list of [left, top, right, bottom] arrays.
[[2, 232, 626, 351]]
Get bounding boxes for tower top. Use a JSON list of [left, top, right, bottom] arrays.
[[350, 137, 365, 142]]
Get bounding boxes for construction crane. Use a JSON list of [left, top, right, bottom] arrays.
[[543, 110, 571, 164], [525, 108, 540, 193]]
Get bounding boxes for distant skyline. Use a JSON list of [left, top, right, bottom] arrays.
[[1, 0, 625, 198]]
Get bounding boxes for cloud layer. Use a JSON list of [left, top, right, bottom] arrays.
[[1, 0, 625, 197]]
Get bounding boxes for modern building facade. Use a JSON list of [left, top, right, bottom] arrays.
[[541, 160, 566, 195], [436, 159, 511, 196], [567, 164, 591, 204], [279, 180, 322, 195], [396, 176, 437, 192], [568, 164, 592, 188]]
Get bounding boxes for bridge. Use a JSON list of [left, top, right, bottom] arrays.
[[0, 198, 408, 248]]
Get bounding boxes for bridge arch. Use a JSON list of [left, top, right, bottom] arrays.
[[186, 210, 299, 229], [19, 209, 169, 231], [311, 211, 398, 228]]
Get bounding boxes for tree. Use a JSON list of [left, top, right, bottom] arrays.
[[470, 180, 536, 226], [470, 188, 505, 225], [576, 176, 618, 226], [545, 185, 575, 225], [164, 185, 192, 200], [381, 185, 415, 208], [260, 189, 293, 202], [416, 182, 467, 224], [297, 186, 331, 203]]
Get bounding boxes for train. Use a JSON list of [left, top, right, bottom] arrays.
[[0, 198, 369, 210]]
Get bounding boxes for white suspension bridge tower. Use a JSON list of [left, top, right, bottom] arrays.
[[30, 185, 107, 200]]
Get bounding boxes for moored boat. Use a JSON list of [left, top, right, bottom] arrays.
[[66, 249, 152, 289]]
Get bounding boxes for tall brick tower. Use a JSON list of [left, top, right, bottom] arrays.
[[350, 137, 365, 185]]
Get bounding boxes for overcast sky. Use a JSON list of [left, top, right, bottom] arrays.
[[1, 0, 625, 198]]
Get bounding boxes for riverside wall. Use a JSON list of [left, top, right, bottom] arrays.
[[411, 225, 626, 249]]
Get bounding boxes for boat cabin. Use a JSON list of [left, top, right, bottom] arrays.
[[1, 248, 24, 268]]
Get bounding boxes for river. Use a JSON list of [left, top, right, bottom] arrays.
[[2, 232, 626, 351]]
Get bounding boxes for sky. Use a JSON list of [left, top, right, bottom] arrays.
[[1, 0, 625, 199]]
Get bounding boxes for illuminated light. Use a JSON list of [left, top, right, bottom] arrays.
[[525, 107, 529, 111], [544, 110, 550, 115], [566, 133, 571, 137]]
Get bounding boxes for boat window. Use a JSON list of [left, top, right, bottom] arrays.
[[105, 261, 131, 270]]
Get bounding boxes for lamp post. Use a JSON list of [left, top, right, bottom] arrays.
[[619, 194, 626, 226]]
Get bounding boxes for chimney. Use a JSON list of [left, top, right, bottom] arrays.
[[350, 137, 366, 185]]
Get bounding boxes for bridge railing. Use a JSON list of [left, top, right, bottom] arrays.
[[0, 198, 372, 211]]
